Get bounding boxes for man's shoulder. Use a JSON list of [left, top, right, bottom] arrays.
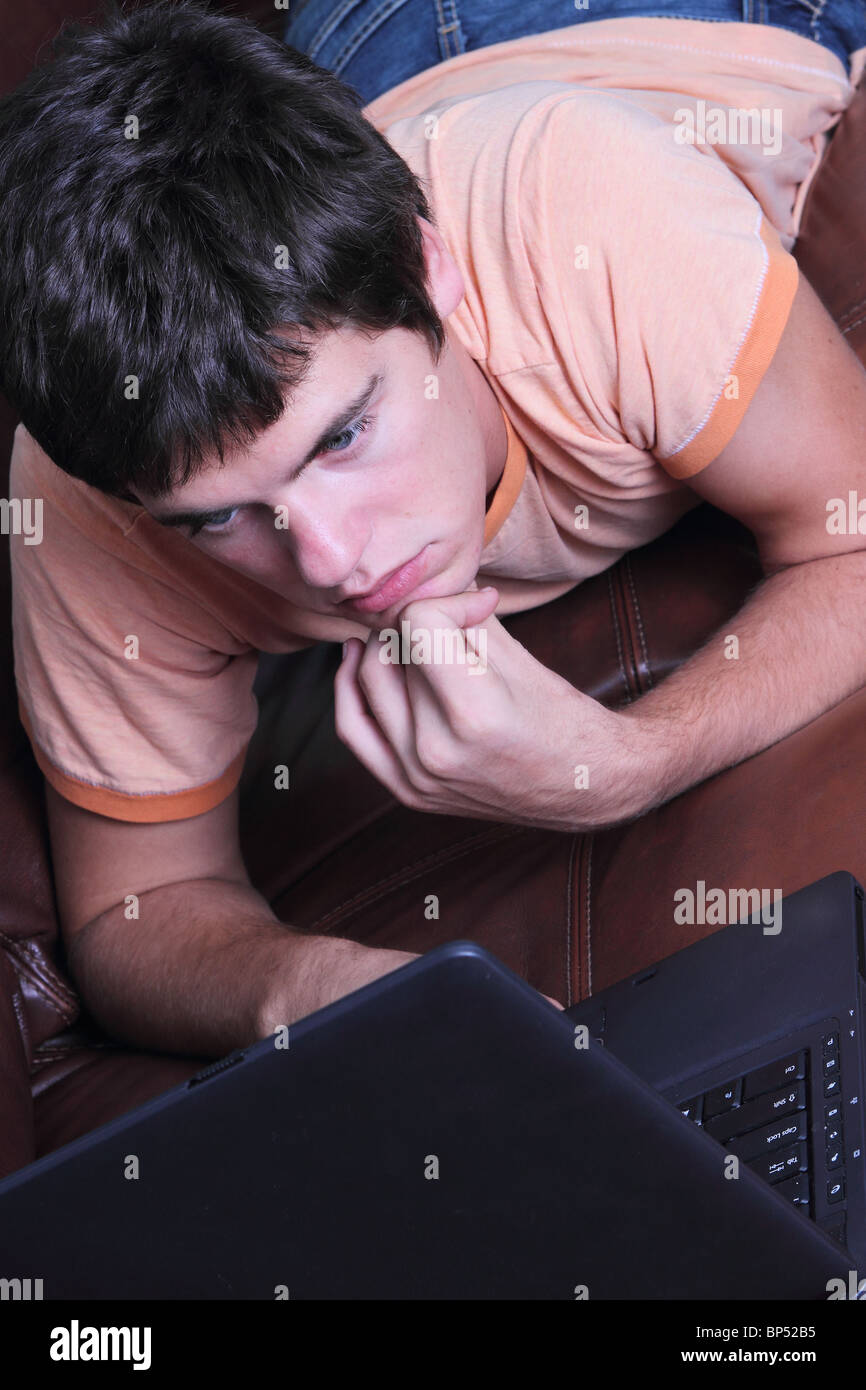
[[373, 76, 657, 159], [11, 422, 143, 545]]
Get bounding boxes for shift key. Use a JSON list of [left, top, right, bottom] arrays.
[[704, 1081, 807, 1145], [725, 1110, 807, 1163]]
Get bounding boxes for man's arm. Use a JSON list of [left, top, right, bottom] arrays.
[[46, 783, 419, 1058], [618, 269, 866, 810]]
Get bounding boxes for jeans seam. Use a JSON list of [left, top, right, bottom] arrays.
[[809, 0, 830, 46], [310, 0, 413, 73], [305, 0, 357, 60], [434, 0, 465, 60]]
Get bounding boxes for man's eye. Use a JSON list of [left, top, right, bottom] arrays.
[[186, 414, 375, 536], [320, 414, 374, 454], [188, 506, 240, 538]]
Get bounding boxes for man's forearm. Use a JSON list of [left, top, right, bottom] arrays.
[[620, 548, 866, 813], [66, 878, 389, 1059]]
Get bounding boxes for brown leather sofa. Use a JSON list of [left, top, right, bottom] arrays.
[[2, 2, 866, 1190]]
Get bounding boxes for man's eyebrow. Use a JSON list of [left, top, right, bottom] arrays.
[[152, 370, 384, 527]]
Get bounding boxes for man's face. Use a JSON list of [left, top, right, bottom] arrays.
[[134, 219, 507, 632]]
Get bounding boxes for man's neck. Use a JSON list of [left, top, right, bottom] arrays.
[[449, 327, 508, 504]]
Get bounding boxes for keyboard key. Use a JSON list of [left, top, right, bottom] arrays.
[[823, 1055, 839, 1077], [826, 1145, 844, 1170], [774, 1173, 810, 1209], [703, 1078, 742, 1119], [824, 1076, 841, 1099], [678, 1096, 702, 1123], [704, 1081, 806, 1145], [726, 1111, 807, 1163], [827, 1176, 846, 1204], [825, 1102, 843, 1127], [823, 1033, 839, 1056], [826, 1118, 843, 1147], [747, 1141, 807, 1185], [743, 1051, 806, 1101]]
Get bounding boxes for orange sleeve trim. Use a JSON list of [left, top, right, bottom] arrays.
[[660, 216, 799, 480], [17, 698, 247, 823], [483, 407, 528, 547]]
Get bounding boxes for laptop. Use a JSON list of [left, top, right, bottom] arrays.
[[0, 870, 860, 1299], [565, 866, 866, 1283]]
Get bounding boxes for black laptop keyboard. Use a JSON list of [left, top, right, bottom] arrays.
[[676, 1028, 848, 1244]]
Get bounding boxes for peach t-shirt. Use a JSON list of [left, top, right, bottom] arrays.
[[10, 17, 862, 821]]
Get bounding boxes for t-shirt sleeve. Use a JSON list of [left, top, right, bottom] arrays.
[[9, 440, 261, 823], [526, 91, 800, 479]]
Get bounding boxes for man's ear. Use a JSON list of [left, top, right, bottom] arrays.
[[417, 215, 465, 319]]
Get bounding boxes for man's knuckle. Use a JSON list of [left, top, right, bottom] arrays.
[[395, 779, 422, 808], [415, 735, 453, 776], [449, 705, 487, 742]]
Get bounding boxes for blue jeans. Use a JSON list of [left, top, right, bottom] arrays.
[[283, 0, 866, 105]]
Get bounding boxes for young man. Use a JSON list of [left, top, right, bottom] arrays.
[[3, 0, 866, 1056]]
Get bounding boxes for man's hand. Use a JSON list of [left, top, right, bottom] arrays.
[[334, 587, 651, 833], [261, 937, 421, 1032], [261, 936, 565, 1031]]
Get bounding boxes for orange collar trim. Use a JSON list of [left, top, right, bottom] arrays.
[[482, 407, 527, 549]]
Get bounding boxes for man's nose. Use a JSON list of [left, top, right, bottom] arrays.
[[277, 502, 368, 596]]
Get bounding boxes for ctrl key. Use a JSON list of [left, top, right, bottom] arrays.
[[774, 1173, 811, 1210]]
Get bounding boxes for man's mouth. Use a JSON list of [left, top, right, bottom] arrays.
[[339, 545, 432, 614]]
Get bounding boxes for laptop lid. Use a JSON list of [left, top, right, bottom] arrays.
[[0, 939, 851, 1299]]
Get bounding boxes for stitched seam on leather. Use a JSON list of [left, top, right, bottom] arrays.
[[309, 825, 525, 930], [624, 554, 654, 693], [606, 569, 631, 702], [0, 932, 78, 1018], [29, 1055, 104, 1096], [565, 836, 575, 1008], [10, 984, 31, 1063], [839, 294, 866, 325], [586, 836, 594, 996], [31, 1042, 116, 1063], [0, 933, 76, 1007], [617, 566, 641, 692], [12, 942, 78, 1012]]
